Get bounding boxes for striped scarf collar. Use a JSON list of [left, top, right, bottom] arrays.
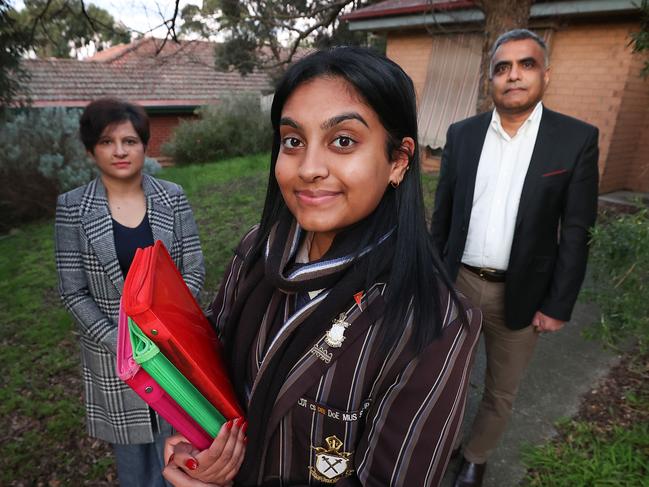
[[263, 214, 395, 294]]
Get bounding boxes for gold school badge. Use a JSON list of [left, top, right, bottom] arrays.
[[309, 435, 354, 483]]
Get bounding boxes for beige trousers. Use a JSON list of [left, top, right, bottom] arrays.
[[455, 266, 539, 464]]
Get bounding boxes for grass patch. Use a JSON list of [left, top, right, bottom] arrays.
[[0, 153, 437, 485], [523, 421, 649, 487], [0, 221, 87, 485], [161, 154, 271, 304]]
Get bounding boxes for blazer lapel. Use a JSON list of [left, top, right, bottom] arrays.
[[249, 290, 331, 399], [514, 107, 559, 231], [263, 293, 386, 443], [462, 113, 492, 219], [80, 178, 124, 292], [142, 174, 175, 250]]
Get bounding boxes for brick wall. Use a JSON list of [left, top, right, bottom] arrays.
[[619, 52, 649, 192], [386, 31, 435, 99], [605, 48, 649, 193], [534, 22, 648, 193], [148, 113, 197, 158]]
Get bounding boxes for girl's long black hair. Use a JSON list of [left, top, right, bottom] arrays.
[[248, 46, 463, 351]]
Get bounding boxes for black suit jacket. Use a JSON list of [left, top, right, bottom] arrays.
[[431, 106, 599, 329]]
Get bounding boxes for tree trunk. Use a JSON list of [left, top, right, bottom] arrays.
[[475, 0, 533, 113]]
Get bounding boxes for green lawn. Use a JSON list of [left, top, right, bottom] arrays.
[[0, 154, 437, 485]]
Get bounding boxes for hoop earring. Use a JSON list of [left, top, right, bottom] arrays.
[[390, 180, 399, 189]]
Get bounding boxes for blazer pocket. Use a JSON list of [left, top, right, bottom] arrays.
[[541, 168, 570, 178]]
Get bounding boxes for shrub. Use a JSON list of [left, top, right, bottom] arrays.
[[162, 93, 272, 165], [0, 108, 161, 233], [0, 107, 91, 232], [584, 208, 649, 350]]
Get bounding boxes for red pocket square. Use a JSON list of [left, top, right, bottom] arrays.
[[542, 169, 568, 177]]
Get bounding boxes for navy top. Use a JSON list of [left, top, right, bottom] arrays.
[[112, 214, 154, 277]]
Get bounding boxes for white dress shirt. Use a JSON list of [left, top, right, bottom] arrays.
[[295, 232, 324, 299], [462, 102, 543, 271]]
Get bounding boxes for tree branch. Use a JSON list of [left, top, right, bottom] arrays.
[[261, 1, 347, 69], [79, 0, 117, 33], [28, 0, 54, 46], [157, 0, 181, 55]]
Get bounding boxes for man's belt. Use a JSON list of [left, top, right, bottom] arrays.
[[463, 264, 506, 282]]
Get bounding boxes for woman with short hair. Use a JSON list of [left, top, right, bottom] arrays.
[[55, 98, 205, 487]]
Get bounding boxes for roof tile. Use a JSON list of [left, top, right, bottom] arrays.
[[23, 38, 272, 107]]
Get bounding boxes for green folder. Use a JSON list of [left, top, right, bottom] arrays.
[[128, 318, 226, 437]]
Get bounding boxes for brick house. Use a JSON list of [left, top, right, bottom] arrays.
[[23, 38, 272, 160], [343, 0, 649, 193]]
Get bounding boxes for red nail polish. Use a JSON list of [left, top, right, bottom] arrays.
[[185, 458, 198, 470], [226, 420, 234, 430], [242, 421, 248, 434]]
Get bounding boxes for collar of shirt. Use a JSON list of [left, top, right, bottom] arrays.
[[294, 232, 324, 300], [490, 101, 543, 142]]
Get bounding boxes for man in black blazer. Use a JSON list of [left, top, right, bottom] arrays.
[[431, 29, 599, 487]]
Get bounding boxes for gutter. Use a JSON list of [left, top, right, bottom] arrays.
[[346, 0, 639, 31], [341, 0, 474, 21], [29, 101, 205, 115]]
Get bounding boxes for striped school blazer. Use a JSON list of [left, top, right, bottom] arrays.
[[54, 174, 205, 444], [212, 229, 482, 486]]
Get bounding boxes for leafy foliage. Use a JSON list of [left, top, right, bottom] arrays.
[[11, 0, 130, 58], [0, 107, 160, 232], [179, 0, 383, 75], [0, 107, 91, 230], [0, 0, 31, 109], [584, 208, 649, 350], [630, 0, 649, 78], [162, 94, 272, 166]]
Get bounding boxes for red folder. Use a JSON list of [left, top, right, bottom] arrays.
[[123, 241, 243, 420]]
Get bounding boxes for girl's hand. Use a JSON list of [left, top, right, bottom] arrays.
[[163, 418, 247, 487]]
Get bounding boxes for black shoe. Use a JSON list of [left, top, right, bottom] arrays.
[[453, 457, 486, 487]]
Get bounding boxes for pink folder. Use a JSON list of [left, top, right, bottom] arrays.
[[117, 301, 213, 450]]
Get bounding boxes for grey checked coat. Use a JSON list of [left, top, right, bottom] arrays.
[[55, 174, 205, 444]]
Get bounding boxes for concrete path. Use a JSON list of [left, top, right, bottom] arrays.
[[441, 299, 621, 487]]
